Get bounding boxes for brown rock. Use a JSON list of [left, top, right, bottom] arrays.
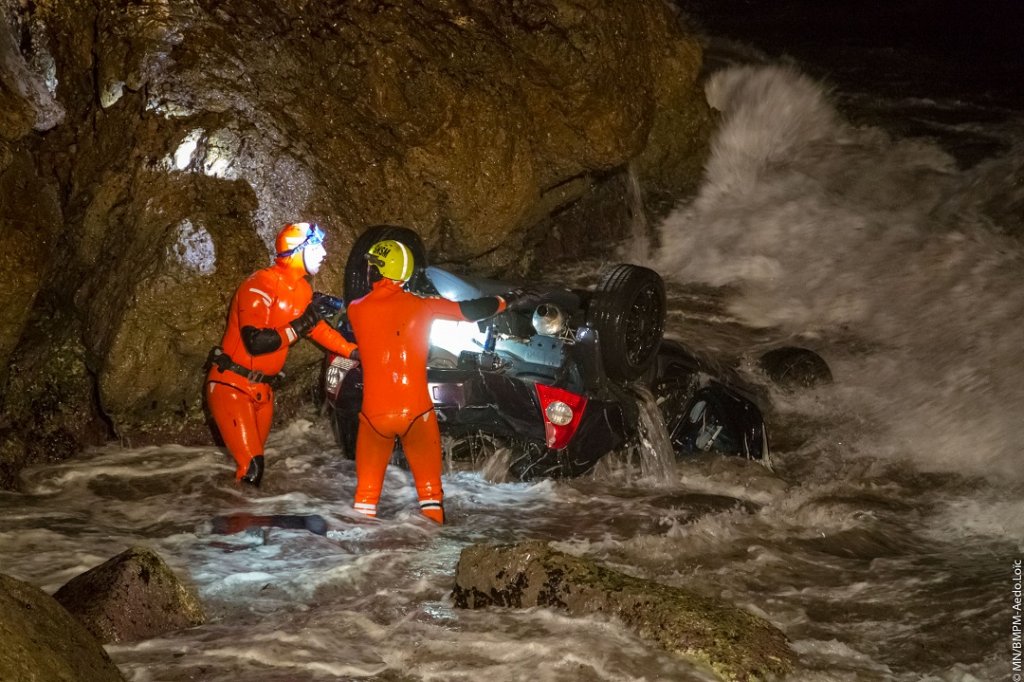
[[0, 144, 61, 387], [0, 313, 112, 490], [54, 546, 207, 644], [453, 540, 796, 681], [0, 572, 126, 681]]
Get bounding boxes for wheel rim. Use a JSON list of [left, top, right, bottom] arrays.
[[623, 283, 664, 367]]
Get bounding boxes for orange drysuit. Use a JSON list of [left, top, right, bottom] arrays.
[[347, 278, 506, 523], [206, 262, 356, 481]]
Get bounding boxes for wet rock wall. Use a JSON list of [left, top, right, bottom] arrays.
[[0, 0, 713, 487]]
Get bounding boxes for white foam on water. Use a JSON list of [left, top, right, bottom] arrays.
[[654, 64, 1024, 482]]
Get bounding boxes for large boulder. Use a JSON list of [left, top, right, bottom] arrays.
[[0, 572, 126, 682], [53, 546, 207, 644], [0, 0, 714, 482], [453, 540, 796, 681]]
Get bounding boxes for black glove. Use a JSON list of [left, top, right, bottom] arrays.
[[349, 348, 360, 362], [312, 291, 344, 318], [289, 303, 323, 337], [501, 287, 543, 311]]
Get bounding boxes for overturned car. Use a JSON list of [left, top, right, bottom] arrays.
[[321, 226, 776, 480]]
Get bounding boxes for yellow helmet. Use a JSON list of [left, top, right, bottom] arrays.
[[365, 239, 414, 282]]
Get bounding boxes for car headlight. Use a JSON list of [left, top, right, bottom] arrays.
[[544, 400, 574, 426], [532, 303, 566, 337]]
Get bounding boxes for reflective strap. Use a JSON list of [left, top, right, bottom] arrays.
[[353, 502, 377, 517], [418, 499, 443, 511]]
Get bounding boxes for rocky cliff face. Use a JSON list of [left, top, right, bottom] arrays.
[[0, 0, 713, 487]]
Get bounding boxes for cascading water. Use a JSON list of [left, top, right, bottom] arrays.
[[625, 385, 678, 484], [655, 64, 1024, 482], [624, 162, 653, 264]]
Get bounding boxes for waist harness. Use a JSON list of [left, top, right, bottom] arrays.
[[206, 347, 284, 388]]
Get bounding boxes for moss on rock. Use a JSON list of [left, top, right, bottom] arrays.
[[453, 540, 796, 681]]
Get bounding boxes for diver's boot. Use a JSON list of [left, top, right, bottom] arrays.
[[241, 455, 265, 487], [419, 500, 444, 524]]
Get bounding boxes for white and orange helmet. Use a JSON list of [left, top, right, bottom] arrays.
[[275, 222, 326, 275]]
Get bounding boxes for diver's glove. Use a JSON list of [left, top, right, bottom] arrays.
[[501, 287, 543, 310], [289, 303, 323, 337]]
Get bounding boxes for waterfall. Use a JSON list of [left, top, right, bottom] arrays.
[[629, 385, 678, 483], [624, 163, 652, 262]]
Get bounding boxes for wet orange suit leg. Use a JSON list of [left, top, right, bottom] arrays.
[[207, 380, 273, 479], [399, 409, 444, 523], [354, 408, 444, 523]]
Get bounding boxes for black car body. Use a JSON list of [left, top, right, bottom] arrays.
[[322, 226, 770, 480]]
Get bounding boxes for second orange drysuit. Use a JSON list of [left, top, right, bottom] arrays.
[[206, 262, 357, 481], [347, 278, 506, 523]]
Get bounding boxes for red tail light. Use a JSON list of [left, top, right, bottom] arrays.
[[534, 384, 588, 450]]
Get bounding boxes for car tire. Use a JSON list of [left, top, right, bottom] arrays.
[[758, 346, 832, 389], [586, 264, 666, 382], [343, 225, 429, 304]]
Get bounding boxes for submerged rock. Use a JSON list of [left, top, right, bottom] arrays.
[[453, 540, 796, 681], [0, 572, 126, 681], [54, 546, 206, 644]]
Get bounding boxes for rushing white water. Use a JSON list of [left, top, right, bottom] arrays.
[[2, 63, 1022, 681], [654, 64, 1024, 483]]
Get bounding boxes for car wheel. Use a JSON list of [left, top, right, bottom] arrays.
[[586, 264, 666, 382], [343, 225, 429, 304], [758, 346, 832, 389]]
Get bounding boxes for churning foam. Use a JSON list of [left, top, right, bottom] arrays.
[[655, 64, 1024, 481]]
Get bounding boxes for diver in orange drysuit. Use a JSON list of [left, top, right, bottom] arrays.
[[205, 222, 358, 486], [346, 239, 533, 523]]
